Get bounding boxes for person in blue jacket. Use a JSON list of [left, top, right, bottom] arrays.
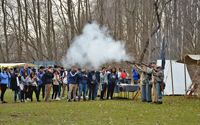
[[0, 67, 11, 103], [67, 66, 79, 102], [107, 67, 118, 99], [78, 68, 88, 102], [132, 68, 139, 84], [37, 66, 45, 100], [19, 63, 31, 76]]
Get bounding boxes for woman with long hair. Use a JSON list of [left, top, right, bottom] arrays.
[[52, 70, 60, 100], [21, 71, 30, 102], [10, 70, 21, 103], [107, 67, 118, 99], [29, 72, 40, 102]]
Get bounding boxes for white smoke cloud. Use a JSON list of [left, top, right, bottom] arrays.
[[61, 21, 133, 69]]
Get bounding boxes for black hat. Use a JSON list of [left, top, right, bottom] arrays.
[[150, 61, 156, 64], [61, 67, 64, 69]]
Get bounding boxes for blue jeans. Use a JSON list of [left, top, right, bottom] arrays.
[[8, 79, 11, 89], [14, 87, 21, 102], [78, 84, 87, 100], [86, 84, 89, 96], [58, 84, 62, 97], [142, 85, 146, 101], [95, 84, 99, 98], [156, 83, 162, 99]]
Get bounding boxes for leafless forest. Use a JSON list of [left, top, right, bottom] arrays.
[[0, 0, 199, 64]]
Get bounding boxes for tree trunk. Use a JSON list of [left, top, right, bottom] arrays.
[[2, 0, 9, 62], [32, 0, 40, 60], [47, 0, 52, 60], [24, 0, 29, 61], [148, 0, 154, 62], [37, 0, 43, 60], [68, 0, 75, 40], [51, 6, 57, 61], [17, 0, 22, 62]]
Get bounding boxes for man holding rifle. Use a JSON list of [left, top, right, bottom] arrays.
[[145, 62, 158, 104], [153, 66, 164, 104], [134, 64, 148, 102]]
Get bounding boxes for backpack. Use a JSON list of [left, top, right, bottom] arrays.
[[41, 73, 46, 84], [137, 73, 140, 79], [121, 72, 126, 79]]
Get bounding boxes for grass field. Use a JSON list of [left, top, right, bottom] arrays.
[[0, 89, 200, 125]]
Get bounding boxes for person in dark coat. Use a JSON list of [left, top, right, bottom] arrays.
[[43, 66, 54, 102], [95, 67, 102, 98], [88, 68, 98, 101], [107, 67, 118, 99], [10, 70, 21, 103]]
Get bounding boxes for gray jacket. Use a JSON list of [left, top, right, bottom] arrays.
[[100, 72, 108, 85], [153, 70, 164, 82], [135, 65, 147, 85], [21, 76, 30, 86]]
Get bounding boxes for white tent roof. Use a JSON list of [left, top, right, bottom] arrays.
[[157, 60, 191, 95], [0, 63, 25, 67]]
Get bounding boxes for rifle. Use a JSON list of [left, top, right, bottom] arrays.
[[125, 61, 157, 71], [160, 81, 164, 92], [125, 61, 141, 66]]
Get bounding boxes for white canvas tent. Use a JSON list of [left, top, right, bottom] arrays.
[[157, 60, 192, 95]]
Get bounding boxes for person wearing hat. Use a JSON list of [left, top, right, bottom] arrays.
[[153, 66, 164, 104], [146, 61, 157, 103], [135, 64, 148, 102]]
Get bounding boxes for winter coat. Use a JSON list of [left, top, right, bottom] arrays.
[[88, 71, 98, 85], [19, 68, 31, 76], [96, 71, 100, 83], [53, 74, 60, 85], [135, 65, 147, 85], [37, 71, 45, 86], [0, 72, 11, 84], [44, 71, 54, 84], [153, 70, 164, 83], [10, 74, 20, 91], [108, 73, 118, 84], [29, 77, 39, 86], [100, 72, 108, 85], [147, 67, 156, 85], [78, 72, 88, 84], [21, 76, 30, 86], [132, 68, 139, 80], [69, 71, 78, 84]]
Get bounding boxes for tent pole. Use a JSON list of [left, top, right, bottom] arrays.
[[170, 60, 174, 98], [184, 56, 187, 97]]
